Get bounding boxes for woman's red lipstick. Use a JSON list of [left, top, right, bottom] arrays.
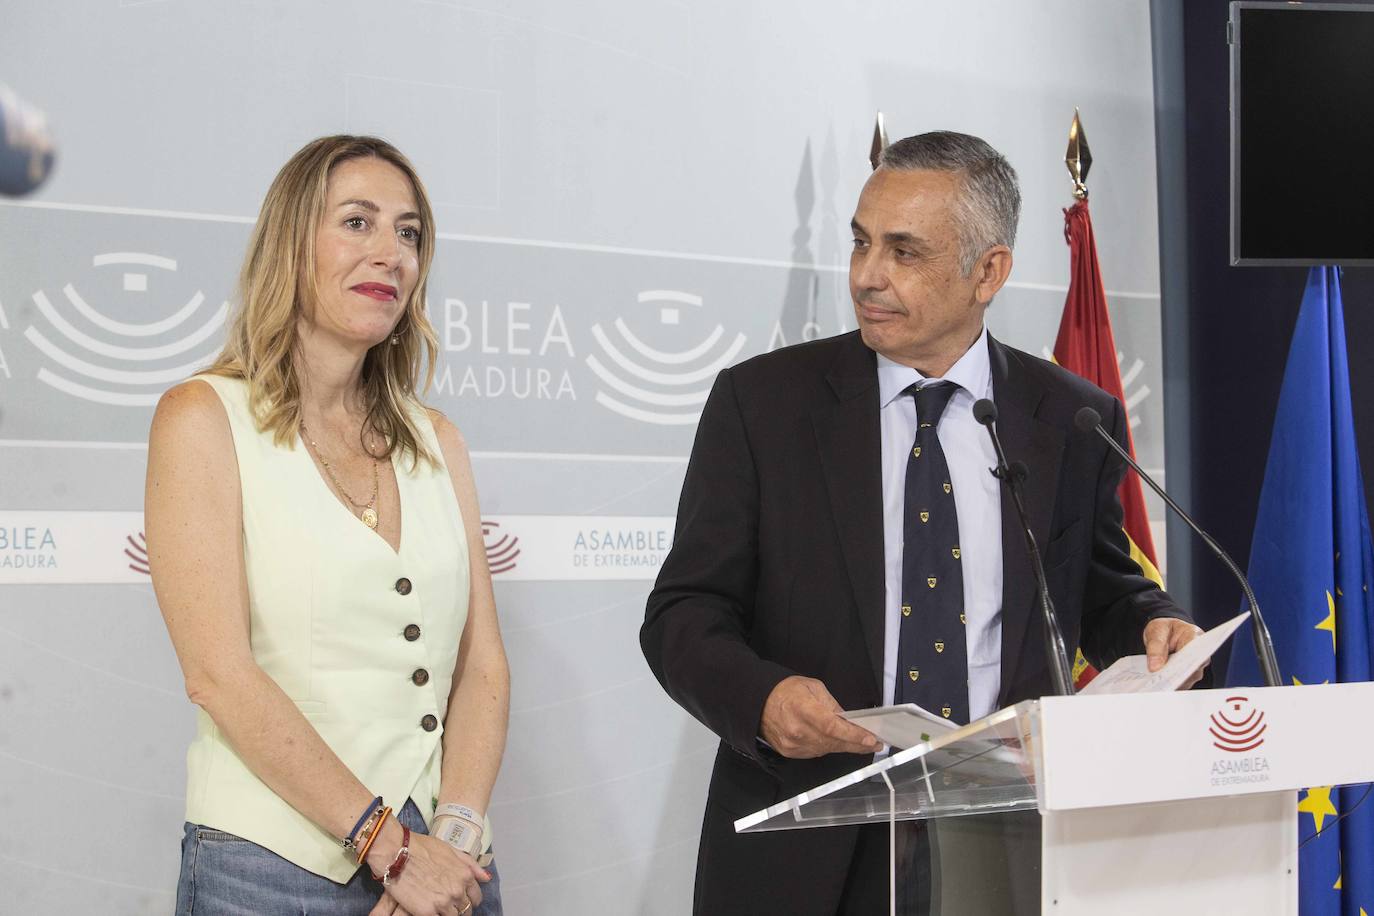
[[352, 282, 397, 301]]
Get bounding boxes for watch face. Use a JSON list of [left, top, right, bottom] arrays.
[[433, 814, 483, 857]]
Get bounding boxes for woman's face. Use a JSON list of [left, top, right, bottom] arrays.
[[306, 156, 423, 350]]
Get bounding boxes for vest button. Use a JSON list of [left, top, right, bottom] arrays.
[[421, 714, 438, 732], [395, 577, 413, 595], [412, 668, 430, 686], [403, 624, 421, 642]]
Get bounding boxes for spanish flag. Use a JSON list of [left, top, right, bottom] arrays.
[[1054, 199, 1163, 686]]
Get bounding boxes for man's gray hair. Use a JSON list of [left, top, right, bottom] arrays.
[[878, 131, 1021, 275]]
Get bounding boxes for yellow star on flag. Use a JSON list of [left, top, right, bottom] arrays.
[[1293, 675, 1331, 686], [1298, 785, 1338, 833], [1317, 591, 1337, 654]]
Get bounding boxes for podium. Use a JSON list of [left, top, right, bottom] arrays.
[[736, 683, 1374, 914]]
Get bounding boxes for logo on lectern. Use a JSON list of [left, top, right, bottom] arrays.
[[1209, 695, 1267, 753], [1207, 695, 1272, 787]]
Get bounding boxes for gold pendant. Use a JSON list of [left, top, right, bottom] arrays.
[[361, 507, 379, 529]]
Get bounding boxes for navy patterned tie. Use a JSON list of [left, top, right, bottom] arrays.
[[895, 381, 969, 725]]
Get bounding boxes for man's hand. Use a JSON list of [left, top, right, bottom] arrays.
[[759, 676, 881, 759], [1143, 617, 1208, 688]]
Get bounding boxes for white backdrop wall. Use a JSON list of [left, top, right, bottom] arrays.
[[0, 2, 1165, 913]]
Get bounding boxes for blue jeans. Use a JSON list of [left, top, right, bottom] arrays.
[[174, 799, 502, 915]]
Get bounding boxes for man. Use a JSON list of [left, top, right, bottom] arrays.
[[641, 132, 1202, 914]]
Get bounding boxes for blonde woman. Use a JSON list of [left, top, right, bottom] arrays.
[[147, 136, 508, 916]]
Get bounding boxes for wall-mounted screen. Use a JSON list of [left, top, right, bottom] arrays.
[[1231, 1, 1374, 265]]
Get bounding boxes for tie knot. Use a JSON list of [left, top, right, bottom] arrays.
[[909, 381, 959, 427]]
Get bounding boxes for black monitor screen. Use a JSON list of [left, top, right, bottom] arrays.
[[1232, 2, 1374, 265]]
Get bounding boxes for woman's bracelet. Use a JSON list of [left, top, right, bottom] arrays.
[[381, 825, 412, 886], [432, 813, 484, 859], [435, 803, 483, 824], [343, 796, 385, 851], [354, 805, 392, 866]]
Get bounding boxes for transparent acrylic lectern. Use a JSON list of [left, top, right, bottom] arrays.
[[736, 700, 1044, 915], [735, 684, 1374, 915]]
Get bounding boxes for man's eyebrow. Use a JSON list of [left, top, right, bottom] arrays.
[[850, 220, 933, 253], [882, 231, 934, 253]]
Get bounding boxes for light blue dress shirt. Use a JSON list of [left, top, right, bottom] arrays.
[[877, 326, 1003, 721]]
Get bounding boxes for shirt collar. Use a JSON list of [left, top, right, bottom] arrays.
[[876, 325, 991, 409]]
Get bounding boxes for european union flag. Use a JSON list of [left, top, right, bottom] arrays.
[[1226, 267, 1374, 915]]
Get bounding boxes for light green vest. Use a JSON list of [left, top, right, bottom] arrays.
[[184, 375, 487, 882]]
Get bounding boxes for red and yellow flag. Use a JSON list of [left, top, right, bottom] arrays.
[[1054, 199, 1164, 686]]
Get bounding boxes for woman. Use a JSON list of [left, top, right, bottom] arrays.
[[147, 135, 508, 916]]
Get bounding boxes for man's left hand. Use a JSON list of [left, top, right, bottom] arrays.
[[1143, 617, 1207, 688]]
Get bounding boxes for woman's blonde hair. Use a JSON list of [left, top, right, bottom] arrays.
[[207, 135, 439, 466]]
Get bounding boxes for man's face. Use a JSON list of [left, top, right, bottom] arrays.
[[849, 168, 1004, 372]]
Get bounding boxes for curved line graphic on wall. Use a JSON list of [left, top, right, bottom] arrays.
[[481, 521, 521, 575], [23, 251, 230, 408], [65, 284, 206, 337], [587, 290, 747, 425], [35, 368, 166, 406], [1119, 352, 1147, 430], [125, 532, 151, 575], [613, 319, 723, 365], [31, 290, 228, 361], [636, 290, 703, 306], [25, 327, 214, 384], [92, 252, 179, 271], [1040, 344, 1149, 431], [590, 324, 745, 386], [584, 355, 713, 407]]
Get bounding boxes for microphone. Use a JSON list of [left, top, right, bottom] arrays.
[[0, 84, 57, 197], [1073, 406, 1282, 687], [973, 398, 1076, 696]]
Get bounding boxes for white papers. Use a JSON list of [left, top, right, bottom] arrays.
[[842, 702, 960, 750], [1077, 612, 1251, 696]]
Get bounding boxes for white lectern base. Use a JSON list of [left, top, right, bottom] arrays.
[[1042, 792, 1297, 915]]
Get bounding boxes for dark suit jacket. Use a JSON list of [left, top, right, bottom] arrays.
[[641, 331, 1190, 914]]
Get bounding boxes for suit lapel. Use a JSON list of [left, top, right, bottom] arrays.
[[989, 337, 1065, 703], [813, 334, 885, 697]]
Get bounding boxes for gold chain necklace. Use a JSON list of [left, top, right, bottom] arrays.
[[301, 421, 382, 529]]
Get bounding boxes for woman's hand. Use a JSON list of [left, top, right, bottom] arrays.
[[365, 825, 490, 916]]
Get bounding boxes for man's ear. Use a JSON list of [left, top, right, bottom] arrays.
[[972, 245, 1013, 306]]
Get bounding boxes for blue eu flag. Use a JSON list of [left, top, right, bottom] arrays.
[[1226, 267, 1374, 914]]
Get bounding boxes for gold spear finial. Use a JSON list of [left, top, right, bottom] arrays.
[[869, 111, 889, 171], [1065, 108, 1092, 199]]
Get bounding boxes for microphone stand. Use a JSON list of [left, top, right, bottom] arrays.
[[974, 400, 1076, 697], [1074, 408, 1282, 688]]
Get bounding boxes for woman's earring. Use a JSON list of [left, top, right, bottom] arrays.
[[390, 334, 400, 346]]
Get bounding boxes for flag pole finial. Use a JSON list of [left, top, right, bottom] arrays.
[[1065, 108, 1092, 199], [869, 111, 889, 171]]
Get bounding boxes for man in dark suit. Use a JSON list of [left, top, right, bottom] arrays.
[[641, 131, 1203, 915]]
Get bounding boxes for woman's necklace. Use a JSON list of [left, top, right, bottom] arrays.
[[301, 421, 382, 529]]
